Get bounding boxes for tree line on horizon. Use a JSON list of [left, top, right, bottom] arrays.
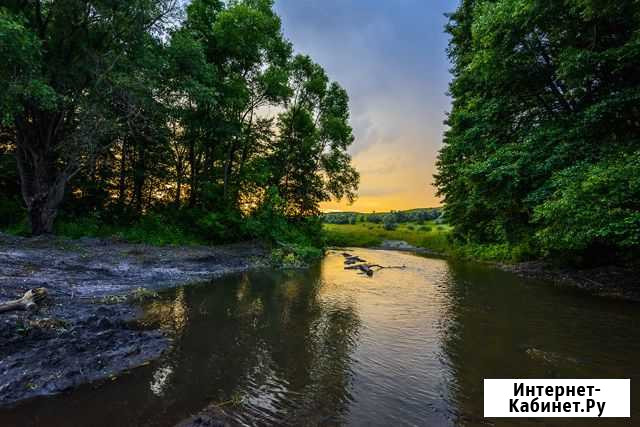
[[437, 0, 640, 264], [0, 0, 359, 242], [322, 208, 442, 225]]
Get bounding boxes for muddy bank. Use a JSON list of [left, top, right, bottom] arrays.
[[500, 261, 640, 302], [0, 233, 266, 408]]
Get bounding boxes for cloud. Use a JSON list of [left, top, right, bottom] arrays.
[[274, 0, 457, 211]]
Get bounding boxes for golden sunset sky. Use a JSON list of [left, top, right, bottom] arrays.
[[275, 0, 456, 212]]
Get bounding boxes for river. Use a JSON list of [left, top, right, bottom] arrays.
[[2, 249, 638, 426]]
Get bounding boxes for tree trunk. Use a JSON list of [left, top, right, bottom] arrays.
[[14, 111, 68, 235], [27, 195, 58, 236], [223, 136, 239, 201], [233, 142, 249, 205], [132, 139, 146, 213], [176, 172, 182, 206], [188, 138, 198, 207], [118, 138, 128, 205]]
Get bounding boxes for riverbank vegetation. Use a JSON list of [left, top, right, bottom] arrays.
[[0, 0, 358, 261], [436, 0, 640, 266], [323, 208, 453, 255], [324, 221, 452, 254], [322, 209, 530, 262]]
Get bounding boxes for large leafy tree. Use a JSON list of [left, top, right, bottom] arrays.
[[270, 55, 359, 217], [436, 0, 640, 260], [167, 2, 358, 219], [0, 0, 358, 237], [0, 0, 178, 234]]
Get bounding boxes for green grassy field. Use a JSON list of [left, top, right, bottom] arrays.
[[323, 221, 452, 254]]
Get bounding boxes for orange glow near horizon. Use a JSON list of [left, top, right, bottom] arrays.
[[320, 137, 443, 213], [276, 1, 453, 214]]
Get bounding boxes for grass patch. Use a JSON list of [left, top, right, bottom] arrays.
[[324, 221, 536, 263], [53, 215, 203, 246], [323, 221, 452, 254]]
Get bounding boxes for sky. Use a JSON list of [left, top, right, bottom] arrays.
[[274, 0, 458, 212]]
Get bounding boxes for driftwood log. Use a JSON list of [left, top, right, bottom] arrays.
[[344, 264, 406, 277], [344, 256, 367, 265], [341, 252, 406, 276], [0, 288, 48, 314]]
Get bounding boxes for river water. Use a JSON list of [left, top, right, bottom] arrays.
[[3, 249, 639, 426]]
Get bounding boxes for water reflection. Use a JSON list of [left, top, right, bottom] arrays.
[[1, 249, 638, 427], [138, 264, 361, 426], [439, 261, 640, 426], [144, 286, 190, 333]]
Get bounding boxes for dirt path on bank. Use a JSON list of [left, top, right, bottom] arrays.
[[0, 233, 267, 408]]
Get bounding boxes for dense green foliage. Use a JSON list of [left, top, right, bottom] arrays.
[[0, 0, 358, 249], [436, 0, 640, 264]]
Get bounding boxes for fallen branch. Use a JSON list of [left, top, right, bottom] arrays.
[[344, 264, 406, 276], [368, 264, 406, 270], [0, 288, 49, 314], [344, 256, 367, 265]]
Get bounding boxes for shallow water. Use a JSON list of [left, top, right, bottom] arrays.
[[3, 249, 639, 426]]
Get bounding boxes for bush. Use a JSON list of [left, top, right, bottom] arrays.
[[450, 241, 536, 263], [55, 216, 103, 239], [118, 213, 199, 246], [0, 197, 25, 228], [270, 242, 324, 268], [534, 153, 640, 259], [196, 211, 232, 241], [5, 219, 30, 236], [382, 214, 397, 230]]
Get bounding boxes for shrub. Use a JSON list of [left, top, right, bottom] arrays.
[[270, 242, 323, 269], [55, 215, 103, 239], [0, 197, 25, 228], [382, 215, 397, 231], [534, 153, 640, 259]]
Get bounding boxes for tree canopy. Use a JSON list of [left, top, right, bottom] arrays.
[[0, 0, 359, 239], [436, 0, 640, 263]]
